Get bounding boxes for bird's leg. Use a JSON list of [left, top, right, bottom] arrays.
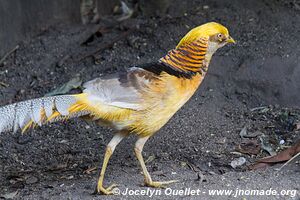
[[95, 133, 124, 195], [134, 136, 178, 188]]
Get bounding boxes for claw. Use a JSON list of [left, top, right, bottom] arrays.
[[95, 183, 119, 195], [106, 184, 118, 191], [145, 180, 179, 188]]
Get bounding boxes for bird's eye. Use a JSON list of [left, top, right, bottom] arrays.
[[217, 33, 223, 38]]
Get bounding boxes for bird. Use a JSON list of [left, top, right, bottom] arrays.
[[0, 22, 235, 195]]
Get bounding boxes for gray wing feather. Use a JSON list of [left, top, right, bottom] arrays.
[[83, 67, 157, 110]]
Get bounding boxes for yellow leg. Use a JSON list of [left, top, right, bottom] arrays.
[[134, 136, 178, 188], [96, 133, 124, 195]]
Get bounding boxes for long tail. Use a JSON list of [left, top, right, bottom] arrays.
[[0, 94, 89, 133]]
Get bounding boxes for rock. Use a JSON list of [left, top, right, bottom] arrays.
[[25, 176, 39, 184], [230, 157, 246, 169], [0, 191, 18, 199], [203, 5, 209, 9]]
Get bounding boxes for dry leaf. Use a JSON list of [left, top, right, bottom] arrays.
[[236, 140, 261, 155], [250, 140, 300, 170], [45, 76, 82, 97]]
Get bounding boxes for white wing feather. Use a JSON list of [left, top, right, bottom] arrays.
[[83, 67, 155, 110]]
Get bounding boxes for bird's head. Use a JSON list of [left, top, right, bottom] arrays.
[[160, 22, 235, 75], [176, 22, 235, 54]]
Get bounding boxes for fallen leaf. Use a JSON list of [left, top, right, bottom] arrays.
[[245, 131, 263, 138], [239, 127, 262, 138], [250, 140, 300, 170], [1, 191, 18, 199], [239, 126, 247, 138], [145, 155, 155, 164], [259, 135, 276, 156], [236, 140, 261, 155], [117, 1, 134, 21], [44, 76, 82, 97]]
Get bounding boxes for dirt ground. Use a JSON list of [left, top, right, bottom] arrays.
[[0, 0, 300, 199]]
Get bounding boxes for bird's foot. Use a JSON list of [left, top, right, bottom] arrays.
[[94, 183, 118, 195], [145, 180, 179, 188]]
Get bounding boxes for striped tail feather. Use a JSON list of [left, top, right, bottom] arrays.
[[0, 94, 89, 133]]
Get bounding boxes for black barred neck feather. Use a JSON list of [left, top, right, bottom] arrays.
[[159, 38, 209, 76], [139, 61, 197, 79], [139, 38, 211, 79]]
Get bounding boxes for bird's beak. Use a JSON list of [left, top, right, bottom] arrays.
[[226, 36, 236, 44]]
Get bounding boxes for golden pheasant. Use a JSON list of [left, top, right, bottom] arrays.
[[0, 22, 235, 194]]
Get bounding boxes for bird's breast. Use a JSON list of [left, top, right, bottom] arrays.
[[130, 73, 203, 137]]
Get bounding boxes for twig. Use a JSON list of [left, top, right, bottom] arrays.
[[80, 26, 111, 46], [0, 81, 9, 87], [250, 106, 268, 112], [83, 166, 97, 174], [277, 152, 300, 171], [0, 45, 19, 65], [186, 162, 200, 172], [78, 28, 135, 62]]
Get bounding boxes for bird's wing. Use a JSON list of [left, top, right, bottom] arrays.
[[82, 67, 158, 110]]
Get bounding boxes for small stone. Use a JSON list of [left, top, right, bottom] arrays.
[[230, 157, 246, 169], [66, 175, 74, 180], [208, 171, 217, 175], [216, 137, 227, 144], [295, 122, 300, 131], [25, 176, 38, 184], [1, 191, 18, 199], [208, 162, 212, 167], [180, 161, 187, 167], [59, 139, 69, 144]]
